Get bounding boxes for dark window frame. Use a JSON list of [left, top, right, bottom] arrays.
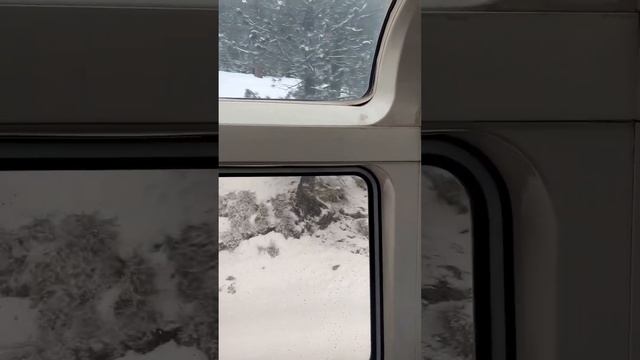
[[0, 136, 217, 169], [219, 166, 384, 360], [422, 135, 515, 360]]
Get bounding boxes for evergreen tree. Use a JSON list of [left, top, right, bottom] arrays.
[[219, 0, 390, 100]]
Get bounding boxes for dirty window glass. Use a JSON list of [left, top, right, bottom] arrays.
[[422, 166, 475, 360], [219, 0, 393, 101], [219, 175, 372, 359], [0, 169, 217, 360]]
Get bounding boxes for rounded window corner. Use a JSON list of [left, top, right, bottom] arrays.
[[422, 134, 516, 360]]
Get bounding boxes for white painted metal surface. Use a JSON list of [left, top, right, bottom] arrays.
[[219, 1, 423, 359]]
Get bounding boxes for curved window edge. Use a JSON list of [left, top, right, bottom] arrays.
[[422, 134, 516, 360], [218, 165, 384, 360], [218, 0, 419, 127]]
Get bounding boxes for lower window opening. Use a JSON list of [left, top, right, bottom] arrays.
[[218, 169, 381, 360], [0, 165, 218, 360]]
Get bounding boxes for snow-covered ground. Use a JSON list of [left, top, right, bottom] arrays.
[[0, 170, 216, 258], [219, 233, 370, 360], [114, 341, 207, 360], [219, 176, 299, 203], [219, 71, 300, 99], [0, 298, 38, 348], [421, 167, 475, 360], [0, 170, 217, 360], [219, 176, 371, 360]]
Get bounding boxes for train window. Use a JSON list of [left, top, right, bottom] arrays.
[[218, 0, 394, 101], [422, 137, 515, 360], [422, 166, 475, 360], [218, 170, 381, 359], [219, 0, 420, 357], [0, 163, 217, 359]]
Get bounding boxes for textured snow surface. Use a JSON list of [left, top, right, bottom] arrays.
[[114, 341, 206, 360], [0, 170, 215, 258], [0, 298, 38, 347], [219, 233, 370, 360], [0, 170, 217, 360], [219, 71, 300, 99], [421, 167, 475, 360], [219, 176, 299, 203], [219, 176, 370, 360]]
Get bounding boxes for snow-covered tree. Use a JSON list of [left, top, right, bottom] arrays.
[[0, 213, 220, 360], [218, 176, 370, 256], [164, 223, 218, 360], [219, 0, 390, 100]]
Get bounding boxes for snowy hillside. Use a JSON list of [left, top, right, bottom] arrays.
[[422, 167, 475, 360], [219, 71, 300, 99], [0, 170, 217, 360], [0, 167, 474, 360], [218, 176, 371, 359], [219, 170, 475, 360], [114, 341, 207, 360]]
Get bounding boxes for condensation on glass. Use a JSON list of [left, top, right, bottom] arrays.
[[218, 0, 393, 101], [219, 175, 371, 359], [422, 166, 475, 360], [0, 170, 217, 360]]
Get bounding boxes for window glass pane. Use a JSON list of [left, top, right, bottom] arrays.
[[219, 0, 393, 101], [219, 175, 372, 359], [422, 166, 475, 360], [0, 169, 217, 360]]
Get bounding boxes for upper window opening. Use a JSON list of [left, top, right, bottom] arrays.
[[218, 0, 394, 102]]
